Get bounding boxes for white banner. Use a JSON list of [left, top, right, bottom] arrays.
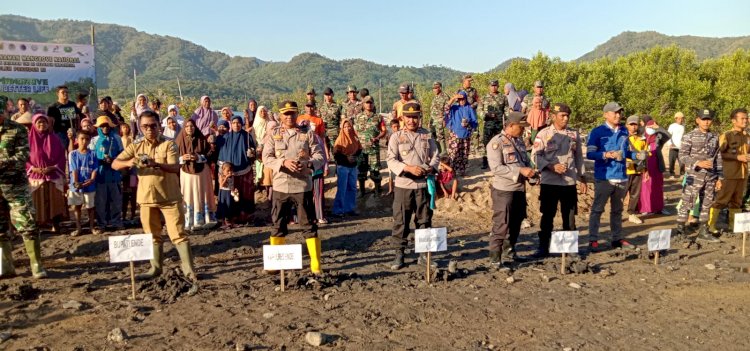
[[0, 40, 95, 102], [108, 234, 154, 263]]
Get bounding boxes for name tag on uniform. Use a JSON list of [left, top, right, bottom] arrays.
[[272, 134, 283, 140]]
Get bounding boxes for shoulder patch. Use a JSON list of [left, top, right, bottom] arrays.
[[492, 143, 499, 150]]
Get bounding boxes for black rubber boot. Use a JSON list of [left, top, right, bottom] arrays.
[[358, 179, 367, 198], [697, 224, 720, 243], [481, 157, 489, 170], [530, 232, 550, 260], [488, 250, 502, 269]]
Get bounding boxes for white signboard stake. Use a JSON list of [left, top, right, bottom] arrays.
[[263, 244, 303, 292], [415, 228, 448, 284], [549, 231, 579, 275], [734, 213, 750, 258], [647, 229, 671, 266], [108, 234, 154, 299]]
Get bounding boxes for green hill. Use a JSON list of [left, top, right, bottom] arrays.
[[578, 31, 750, 61]]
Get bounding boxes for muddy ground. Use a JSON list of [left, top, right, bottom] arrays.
[[2, 155, 750, 351]]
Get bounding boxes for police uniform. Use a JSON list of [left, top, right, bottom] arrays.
[[386, 102, 439, 270], [262, 101, 326, 274], [354, 96, 385, 194], [676, 109, 723, 241], [710, 125, 749, 232], [0, 95, 47, 278], [531, 103, 584, 257], [341, 85, 362, 123], [486, 112, 532, 265], [477, 80, 509, 168], [116, 130, 197, 281]]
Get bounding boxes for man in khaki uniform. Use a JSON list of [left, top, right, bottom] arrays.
[[392, 83, 415, 128], [113, 110, 197, 282], [262, 101, 326, 274], [710, 108, 750, 233], [386, 102, 439, 270]]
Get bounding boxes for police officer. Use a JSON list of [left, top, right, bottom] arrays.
[[354, 96, 386, 196], [486, 112, 536, 267], [262, 101, 326, 274], [0, 95, 48, 279], [531, 103, 586, 259], [675, 108, 723, 242], [709, 108, 749, 234], [386, 102, 439, 270], [477, 80, 509, 169], [342, 85, 362, 123], [113, 110, 197, 283], [319, 87, 342, 157]]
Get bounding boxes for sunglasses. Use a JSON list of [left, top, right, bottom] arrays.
[[141, 123, 159, 130]]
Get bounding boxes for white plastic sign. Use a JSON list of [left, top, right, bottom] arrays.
[[734, 213, 750, 233], [108, 234, 154, 263], [549, 231, 579, 253], [263, 244, 303, 270], [414, 228, 448, 253], [647, 229, 671, 251]]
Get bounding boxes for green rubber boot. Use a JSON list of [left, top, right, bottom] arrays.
[[0, 239, 16, 278], [137, 243, 163, 281], [23, 236, 47, 279], [175, 242, 197, 281]]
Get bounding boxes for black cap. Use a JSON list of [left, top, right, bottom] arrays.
[[506, 112, 530, 127], [323, 87, 334, 95], [402, 102, 421, 118], [698, 108, 713, 120], [398, 83, 409, 93], [551, 103, 571, 114], [359, 88, 369, 97], [305, 102, 315, 108], [98, 96, 109, 104], [489, 80, 499, 86], [279, 100, 299, 114]]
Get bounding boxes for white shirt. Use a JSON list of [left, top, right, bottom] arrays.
[[666, 123, 685, 149]]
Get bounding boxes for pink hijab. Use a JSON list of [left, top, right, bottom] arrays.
[[27, 113, 66, 181], [192, 96, 218, 135]]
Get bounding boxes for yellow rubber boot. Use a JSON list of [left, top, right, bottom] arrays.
[[306, 237, 322, 274], [270, 237, 285, 245], [708, 208, 720, 234], [729, 208, 741, 232]]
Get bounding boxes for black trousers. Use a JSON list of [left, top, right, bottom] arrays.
[[626, 174, 642, 214], [668, 148, 684, 176], [271, 191, 318, 238], [539, 184, 578, 249], [489, 188, 526, 252], [391, 187, 432, 250]]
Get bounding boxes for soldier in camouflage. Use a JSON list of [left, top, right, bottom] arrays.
[[459, 75, 481, 157], [429, 81, 451, 155], [319, 87, 342, 158], [522, 80, 550, 115], [354, 96, 386, 196], [0, 95, 48, 279], [477, 80, 510, 169], [342, 85, 363, 124]]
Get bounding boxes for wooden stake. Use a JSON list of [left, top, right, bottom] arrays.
[[654, 251, 660, 266], [280, 269, 285, 292], [743, 232, 747, 258], [129, 261, 136, 300], [561, 253, 566, 275], [426, 252, 431, 284]]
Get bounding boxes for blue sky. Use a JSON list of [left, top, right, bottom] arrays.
[[3, 0, 749, 72]]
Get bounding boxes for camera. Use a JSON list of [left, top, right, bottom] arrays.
[[138, 154, 150, 167]]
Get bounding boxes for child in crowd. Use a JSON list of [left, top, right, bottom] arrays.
[[438, 156, 458, 200], [119, 123, 137, 223], [68, 131, 99, 236], [217, 162, 239, 229], [386, 119, 400, 195]]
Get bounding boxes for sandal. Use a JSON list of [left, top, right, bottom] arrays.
[[70, 229, 81, 237]]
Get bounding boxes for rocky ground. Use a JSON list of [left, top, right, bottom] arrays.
[[1, 156, 750, 350]]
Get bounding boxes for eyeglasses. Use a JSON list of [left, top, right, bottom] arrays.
[[141, 123, 159, 130]]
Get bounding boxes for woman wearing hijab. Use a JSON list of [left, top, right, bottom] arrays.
[[527, 96, 548, 142], [192, 96, 219, 136], [639, 118, 671, 215], [504, 83, 522, 112], [130, 94, 152, 138], [218, 116, 257, 224], [162, 116, 182, 140], [162, 105, 185, 128], [177, 119, 217, 230], [252, 106, 271, 189], [27, 113, 67, 233], [332, 119, 362, 217], [209, 119, 230, 197], [220, 107, 234, 122], [445, 91, 478, 176]]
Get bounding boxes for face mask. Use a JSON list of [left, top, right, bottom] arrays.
[[645, 127, 655, 135]]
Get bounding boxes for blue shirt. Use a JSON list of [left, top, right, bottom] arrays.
[[586, 123, 635, 181], [69, 149, 98, 193]]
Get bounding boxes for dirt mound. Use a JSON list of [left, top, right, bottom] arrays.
[[137, 268, 197, 303], [0, 282, 40, 301]]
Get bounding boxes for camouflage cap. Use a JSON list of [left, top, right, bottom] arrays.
[[362, 96, 374, 103], [279, 100, 299, 114], [432, 81, 442, 87], [346, 85, 357, 93], [306, 88, 316, 95], [698, 108, 713, 120], [402, 102, 421, 118], [323, 87, 334, 95], [489, 80, 499, 86], [534, 80, 544, 88], [551, 103, 571, 114], [462, 74, 473, 81]]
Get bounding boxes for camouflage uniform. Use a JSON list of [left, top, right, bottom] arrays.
[[353, 110, 383, 184], [477, 92, 509, 157], [429, 91, 451, 154], [318, 100, 342, 148], [342, 99, 362, 124], [677, 128, 723, 224]]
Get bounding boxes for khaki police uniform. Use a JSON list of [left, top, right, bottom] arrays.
[[711, 129, 749, 230]]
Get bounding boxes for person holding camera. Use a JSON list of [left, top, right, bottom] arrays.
[[112, 110, 197, 283], [530, 103, 586, 259], [486, 112, 536, 268], [624, 115, 648, 225]]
